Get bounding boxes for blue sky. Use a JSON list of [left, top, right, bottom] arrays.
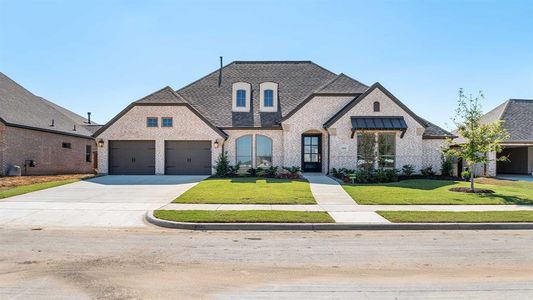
[[1, 0, 532, 129]]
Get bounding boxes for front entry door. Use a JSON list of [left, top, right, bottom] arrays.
[[302, 134, 322, 172]]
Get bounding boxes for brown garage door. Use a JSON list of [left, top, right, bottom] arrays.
[[109, 141, 155, 175], [165, 141, 212, 175]]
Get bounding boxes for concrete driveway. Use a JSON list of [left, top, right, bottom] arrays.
[[0, 175, 207, 228]]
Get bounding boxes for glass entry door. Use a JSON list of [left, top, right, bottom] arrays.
[[301, 134, 322, 172]]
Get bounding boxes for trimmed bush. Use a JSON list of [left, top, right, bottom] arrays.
[[401, 164, 415, 176]]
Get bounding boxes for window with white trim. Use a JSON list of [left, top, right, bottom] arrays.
[[232, 82, 251, 112], [259, 82, 278, 112]]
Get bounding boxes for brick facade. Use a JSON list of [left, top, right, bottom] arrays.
[[96, 105, 224, 174], [0, 124, 95, 175]]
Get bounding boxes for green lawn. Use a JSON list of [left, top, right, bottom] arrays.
[[154, 210, 334, 223], [342, 178, 533, 205], [0, 179, 82, 199], [378, 210, 533, 223], [173, 177, 316, 204]]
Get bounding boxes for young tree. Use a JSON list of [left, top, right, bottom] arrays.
[[445, 89, 509, 191]]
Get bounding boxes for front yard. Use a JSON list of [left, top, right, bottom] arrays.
[[154, 210, 333, 223], [0, 174, 94, 199], [173, 177, 316, 204], [378, 211, 533, 223], [342, 178, 533, 205]]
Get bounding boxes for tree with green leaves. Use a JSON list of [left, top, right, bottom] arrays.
[[445, 89, 509, 192]]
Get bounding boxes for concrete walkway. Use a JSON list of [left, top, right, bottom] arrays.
[[303, 173, 390, 223]]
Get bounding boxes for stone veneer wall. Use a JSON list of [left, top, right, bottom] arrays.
[[1, 125, 95, 175], [328, 88, 447, 173], [96, 106, 223, 174], [222, 129, 284, 167], [281, 96, 355, 172]]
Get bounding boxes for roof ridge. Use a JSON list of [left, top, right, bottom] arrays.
[[317, 73, 369, 92], [233, 60, 313, 64], [133, 86, 176, 103]]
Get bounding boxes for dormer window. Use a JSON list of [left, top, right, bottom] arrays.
[[259, 82, 278, 112], [264, 90, 273, 107], [232, 82, 251, 112], [236, 90, 246, 107]]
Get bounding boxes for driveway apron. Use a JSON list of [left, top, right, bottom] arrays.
[[0, 175, 207, 228]]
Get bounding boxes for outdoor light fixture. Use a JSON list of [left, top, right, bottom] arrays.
[[214, 140, 219, 148], [97, 139, 105, 148]]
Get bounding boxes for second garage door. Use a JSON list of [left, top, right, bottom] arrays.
[[165, 141, 212, 175]]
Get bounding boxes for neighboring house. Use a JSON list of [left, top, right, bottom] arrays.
[[471, 99, 533, 176], [93, 61, 454, 175], [0, 72, 99, 175]]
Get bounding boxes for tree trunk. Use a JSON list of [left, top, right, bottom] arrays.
[[470, 170, 475, 192]]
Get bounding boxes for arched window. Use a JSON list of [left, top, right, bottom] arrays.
[[373, 101, 380, 112], [256, 135, 273, 167], [236, 135, 252, 167]]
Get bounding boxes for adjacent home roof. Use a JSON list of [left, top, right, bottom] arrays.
[[0, 72, 97, 138], [481, 99, 533, 142], [323, 83, 455, 139], [176, 61, 368, 128]]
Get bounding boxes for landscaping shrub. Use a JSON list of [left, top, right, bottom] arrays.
[[276, 166, 301, 179], [420, 166, 436, 177], [214, 151, 240, 177], [401, 164, 415, 177], [264, 166, 278, 178], [246, 168, 261, 177], [461, 169, 471, 181], [440, 155, 453, 177]]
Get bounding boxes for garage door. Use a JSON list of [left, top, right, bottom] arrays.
[[109, 141, 155, 175], [165, 141, 212, 175]]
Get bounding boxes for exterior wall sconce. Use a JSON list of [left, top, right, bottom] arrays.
[[97, 139, 105, 148], [213, 140, 219, 148]]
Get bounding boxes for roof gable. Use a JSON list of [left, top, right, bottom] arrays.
[[93, 86, 227, 139], [323, 82, 454, 139], [483, 99, 533, 142]]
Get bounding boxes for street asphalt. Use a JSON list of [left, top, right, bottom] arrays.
[[0, 227, 532, 299]]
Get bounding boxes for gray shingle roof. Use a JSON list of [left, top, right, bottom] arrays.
[[0, 72, 95, 138], [134, 86, 187, 104], [317, 73, 368, 93], [482, 99, 533, 142], [176, 61, 342, 127]]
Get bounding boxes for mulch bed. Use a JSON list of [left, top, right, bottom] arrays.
[[449, 187, 495, 194]]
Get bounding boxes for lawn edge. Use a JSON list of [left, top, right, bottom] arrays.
[[145, 211, 533, 231]]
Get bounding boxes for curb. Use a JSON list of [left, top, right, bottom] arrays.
[[145, 211, 533, 231]]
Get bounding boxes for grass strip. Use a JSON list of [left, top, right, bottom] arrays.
[[154, 210, 334, 223], [377, 210, 533, 223]]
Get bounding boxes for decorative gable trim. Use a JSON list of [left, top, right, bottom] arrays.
[[323, 82, 428, 129]]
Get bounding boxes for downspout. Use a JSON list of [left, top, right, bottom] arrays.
[[325, 128, 330, 175]]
